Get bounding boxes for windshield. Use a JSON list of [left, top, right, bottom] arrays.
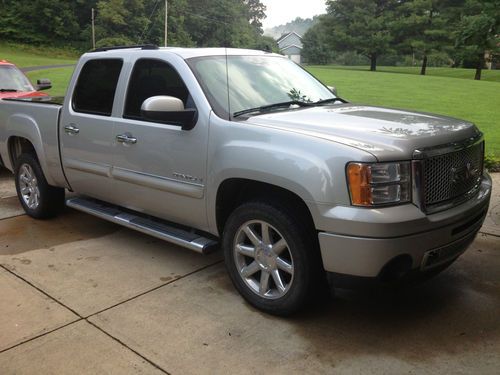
[[0, 65, 35, 92], [188, 55, 335, 119]]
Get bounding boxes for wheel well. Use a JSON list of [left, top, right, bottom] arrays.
[[215, 178, 316, 235], [8, 137, 37, 167]]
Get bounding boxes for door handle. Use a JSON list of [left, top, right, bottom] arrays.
[[64, 124, 80, 135], [116, 133, 137, 145]]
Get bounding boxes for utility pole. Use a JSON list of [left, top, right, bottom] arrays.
[[91, 8, 96, 49], [164, 0, 168, 47]]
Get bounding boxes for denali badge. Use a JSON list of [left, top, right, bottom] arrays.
[[173, 172, 203, 183]]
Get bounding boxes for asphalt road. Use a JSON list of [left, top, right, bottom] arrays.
[[21, 64, 75, 72], [0, 168, 499, 374]]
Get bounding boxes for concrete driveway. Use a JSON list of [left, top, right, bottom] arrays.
[[0, 168, 499, 374]]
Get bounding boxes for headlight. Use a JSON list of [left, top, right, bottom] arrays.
[[346, 162, 411, 206]]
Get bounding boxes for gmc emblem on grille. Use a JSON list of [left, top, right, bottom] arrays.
[[450, 162, 479, 184]]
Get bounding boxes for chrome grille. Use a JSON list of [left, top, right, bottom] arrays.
[[423, 141, 483, 207]]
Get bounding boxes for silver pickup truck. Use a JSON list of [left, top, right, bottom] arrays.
[[0, 46, 492, 315]]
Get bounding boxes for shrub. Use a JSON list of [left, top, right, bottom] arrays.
[[485, 153, 500, 172]]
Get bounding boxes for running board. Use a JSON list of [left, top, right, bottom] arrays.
[[66, 197, 218, 254]]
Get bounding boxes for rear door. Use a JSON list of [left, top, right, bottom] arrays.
[[110, 57, 209, 230], [60, 58, 123, 202]]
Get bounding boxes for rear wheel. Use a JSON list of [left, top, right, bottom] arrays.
[[15, 153, 65, 219], [223, 201, 321, 315]]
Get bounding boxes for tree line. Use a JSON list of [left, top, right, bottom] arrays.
[[0, 0, 276, 52], [302, 0, 499, 80]]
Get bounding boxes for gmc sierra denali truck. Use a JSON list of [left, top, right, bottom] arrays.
[[0, 46, 492, 315]]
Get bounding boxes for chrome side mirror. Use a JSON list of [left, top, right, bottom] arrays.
[[141, 96, 198, 130]]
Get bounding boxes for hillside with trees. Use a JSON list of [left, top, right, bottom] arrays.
[[0, 0, 275, 51], [264, 17, 319, 39], [302, 0, 499, 80]]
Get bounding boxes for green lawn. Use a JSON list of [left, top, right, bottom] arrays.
[[308, 65, 500, 83], [25, 67, 74, 97], [0, 43, 77, 67], [307, 66, 500, 157]]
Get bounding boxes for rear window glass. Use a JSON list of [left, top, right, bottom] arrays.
[[72, 59, 123, 116]]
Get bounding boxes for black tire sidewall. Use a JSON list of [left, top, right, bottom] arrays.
[[223, 201, 317, 315]]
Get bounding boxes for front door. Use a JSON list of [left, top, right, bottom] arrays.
[[110, 58, 209, 230], [60, 58, 123, 202]]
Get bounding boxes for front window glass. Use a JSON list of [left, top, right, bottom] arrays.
[[0, 65, 34, 92], [188, 55, 334, 119], [124, 59, 192, 120]]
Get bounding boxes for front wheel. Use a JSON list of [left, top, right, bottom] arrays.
[[223, 201, 320, 315], [15, 153, 65, 219]]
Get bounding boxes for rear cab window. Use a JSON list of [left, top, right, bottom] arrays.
[[72, 59, 123, 116]]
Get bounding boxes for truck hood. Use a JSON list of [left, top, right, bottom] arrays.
[[244, 104, 480, 161]]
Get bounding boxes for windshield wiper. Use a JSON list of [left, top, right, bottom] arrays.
[[313, 97, 348, 106], [0, 89, 18, 92], [233, 100, 313, 118]]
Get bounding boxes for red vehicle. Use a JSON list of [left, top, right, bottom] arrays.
[[0, 60, 51, 99]]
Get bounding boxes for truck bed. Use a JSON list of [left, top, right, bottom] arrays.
[[3, 96, 65, 106], [0, 96, 68, 188]]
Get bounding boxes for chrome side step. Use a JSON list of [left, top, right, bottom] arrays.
[[66, 197, 218, 254]]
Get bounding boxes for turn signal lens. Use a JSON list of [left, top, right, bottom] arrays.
[[347, 163, 372, 205], [347, 162, 411, 206]]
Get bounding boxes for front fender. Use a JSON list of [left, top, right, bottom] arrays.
[[206, 115, 376, 234]]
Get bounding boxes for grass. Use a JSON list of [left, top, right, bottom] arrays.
[[307, 66, 500, 157], [25, 67, 74, 97], [309, 65, 500, 83], [0, 42, 77, 67]]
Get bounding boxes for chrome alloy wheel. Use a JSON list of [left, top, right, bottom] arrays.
[[18, 163, 40, 210], [233, 220, 294, 299]]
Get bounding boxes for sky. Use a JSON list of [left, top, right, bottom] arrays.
[[261, 0, 327, 29]]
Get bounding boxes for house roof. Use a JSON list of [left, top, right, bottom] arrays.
[[276, 31, 302, 44], [280, 44, 303, 52]]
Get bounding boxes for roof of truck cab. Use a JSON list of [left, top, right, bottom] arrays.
[[83, 47, 283, 60]]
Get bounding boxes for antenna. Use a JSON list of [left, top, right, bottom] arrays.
[[225, 48, 231, 120]]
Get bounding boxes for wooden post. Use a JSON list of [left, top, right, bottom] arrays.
[[164, 0, 168, 47], [92, 8, 96, 49]]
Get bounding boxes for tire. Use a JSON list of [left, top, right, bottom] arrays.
[[14, 153, 65, 219], [223, 201, 321, 316]]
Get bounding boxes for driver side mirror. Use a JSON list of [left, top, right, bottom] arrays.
[[37, 79, 52, 91], [141, 96, 198, 131], [327, 86, 337, 96]]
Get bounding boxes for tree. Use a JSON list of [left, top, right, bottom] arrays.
[[324, 0, 397, 71], [96, 0, 149, 46], [184, 0, 266, 48], [302, 18, 333, 64], [140, 0, 194, 46], [244, 0, 267, 32], [393, 0, 455, 75], [454, 0, 500, 80], [0, 0, 80, 45]]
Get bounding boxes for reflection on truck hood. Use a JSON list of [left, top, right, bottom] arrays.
[[245, 104, 480, 161]]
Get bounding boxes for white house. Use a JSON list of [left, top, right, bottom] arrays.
[[276, 31, 303, 64]]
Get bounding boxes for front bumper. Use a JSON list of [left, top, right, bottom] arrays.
[[317, 174, 491, 278]]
